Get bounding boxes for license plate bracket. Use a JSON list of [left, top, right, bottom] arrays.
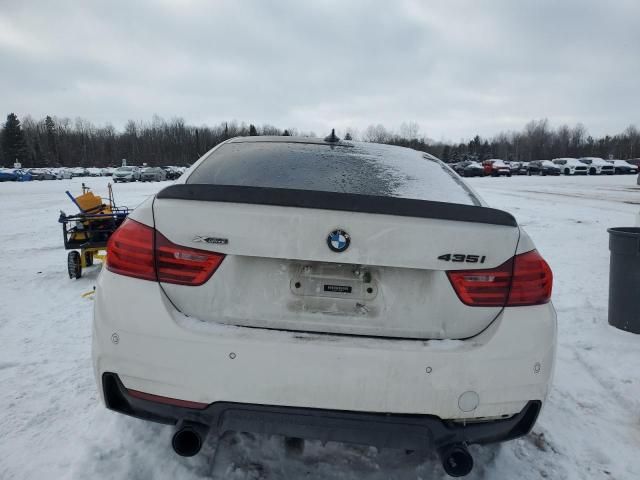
[[290, 264, 377, 300]]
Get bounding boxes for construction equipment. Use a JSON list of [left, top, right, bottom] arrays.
[[59, 183, 129, 279]]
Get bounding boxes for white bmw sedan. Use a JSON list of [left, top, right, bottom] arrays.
[[93, 135, 556, 477]]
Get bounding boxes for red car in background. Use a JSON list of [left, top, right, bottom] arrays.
[[483, 159, 512, 177]]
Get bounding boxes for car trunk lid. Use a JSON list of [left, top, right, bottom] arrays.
[[150, 139, 521, 340]]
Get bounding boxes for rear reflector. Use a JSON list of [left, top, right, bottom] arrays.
[[447, 250, 552, 307], [127, 388, 208, 410], [107, 218, 224, 285]]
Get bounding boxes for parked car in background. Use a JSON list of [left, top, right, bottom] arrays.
[[578, 157, 614, 175], [112, 166, 141, 182], [87, 167, 103, 177], [11, 169, 33, 181], [162, 166, 183, 180], [552, 158, 588, 175], [0, 168, 18, 181], [71, 167, 88, 177], [627, 159, 640, 168], [483, 159, 511, 176], [55, 168, 73, 179], [453, 161, 484, 177], [527, 160, 561, 176], [507, 161, 523, 175], [28, 168, 57, 180], [140, 167, 167, 182], [518, 162, 530, 175], [101, 167, 115, 176], [607, 159, 639, 175], [94, 137, 556, 477]]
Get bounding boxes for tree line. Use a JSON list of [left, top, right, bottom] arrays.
[[1, 113, 639, 168], [359, 119, 640, 163]]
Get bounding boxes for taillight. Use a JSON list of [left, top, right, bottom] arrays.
[[155, 231, 224, 286], [106, 219, 156, 281], [447, 250, 552, 307], [507, 250, 553, 306], [106, 218, 224, 285]]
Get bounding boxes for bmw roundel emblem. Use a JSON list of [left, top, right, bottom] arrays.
[[327, 229, 350, 253]]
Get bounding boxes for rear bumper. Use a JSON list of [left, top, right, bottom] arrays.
[[102, 372, 541, 449], [93, 270, 557, 422]]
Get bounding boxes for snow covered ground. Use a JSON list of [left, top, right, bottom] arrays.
[[1, 174, 639, 479]]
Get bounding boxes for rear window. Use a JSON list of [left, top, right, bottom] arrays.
[[187, 141, 479, 205]]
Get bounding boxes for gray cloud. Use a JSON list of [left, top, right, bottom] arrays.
[[1, 0, 638, 140]]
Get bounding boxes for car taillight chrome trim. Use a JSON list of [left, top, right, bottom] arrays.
[[106, 218, 225, 286], [447, 250, 552, 307]]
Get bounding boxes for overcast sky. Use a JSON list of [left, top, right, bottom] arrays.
[[1, 0, 638, 141]]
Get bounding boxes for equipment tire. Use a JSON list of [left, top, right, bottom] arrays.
[[68, 251, 82, 279]]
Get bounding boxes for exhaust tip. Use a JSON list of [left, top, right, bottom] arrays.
[[439, 444, 474, 477], [172, 423, 206, 457]]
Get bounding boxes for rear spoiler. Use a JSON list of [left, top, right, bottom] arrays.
[[156, 184, 518, 227]]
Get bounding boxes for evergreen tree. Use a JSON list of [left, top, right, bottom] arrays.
[[479, 140, 491, 160], [1, 113, 29, 166], [44, 115, 57, 166], [442, 145, 451, 162], [468, 135, 482, 155], [283, 129, 290, 136], [249, 124, 258, 136], [344, 132, 353, 140]]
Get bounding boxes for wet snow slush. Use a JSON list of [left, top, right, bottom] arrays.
[[1, 174, 639, 479]]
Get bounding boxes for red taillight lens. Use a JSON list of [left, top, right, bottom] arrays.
[[507, 250, 553, 306], [106, 219, 156, 281], [107, 218, 224, 286], [447, 250, 552, 307], [155, 231, 224, 286], [447, 259, 512, 306]]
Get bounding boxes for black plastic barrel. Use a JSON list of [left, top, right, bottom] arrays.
[[608, 227, 640, 333]]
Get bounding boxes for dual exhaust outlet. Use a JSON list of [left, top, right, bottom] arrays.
[[171, 421, 474, 477], [438, 443, 474, 477], [171, 421, 209, 457]]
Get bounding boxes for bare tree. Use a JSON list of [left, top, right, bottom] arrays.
[[399, 121, 420, 140]]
